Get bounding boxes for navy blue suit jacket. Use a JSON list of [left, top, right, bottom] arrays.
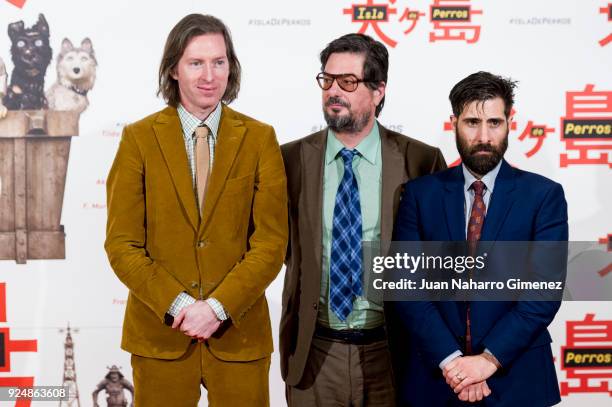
[[392, 160, 567, 407]]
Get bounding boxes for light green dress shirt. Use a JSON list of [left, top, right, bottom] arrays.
[[319, 123, 384, 329]]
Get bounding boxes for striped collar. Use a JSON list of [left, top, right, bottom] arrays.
[[177, 102, 222, 142]]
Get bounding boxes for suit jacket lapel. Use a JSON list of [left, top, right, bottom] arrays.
[[443, 166, 466, 241], [301, 131, 326, 274], [200, 106, 246, 230], [481, 160, 516, 241], [440, 167, 468, 337], [380, 125, 406, 253], [471, 161, 515, 336], [153, 107, 199, 231]]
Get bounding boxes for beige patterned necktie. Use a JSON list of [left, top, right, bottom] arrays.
[[194, 126, 210, 214]]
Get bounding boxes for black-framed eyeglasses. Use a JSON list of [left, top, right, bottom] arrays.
[[316, 72, 370, 92]]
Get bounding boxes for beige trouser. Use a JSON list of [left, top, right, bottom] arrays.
[[131, 341, 270, 407], [287, 336, 396, 407]]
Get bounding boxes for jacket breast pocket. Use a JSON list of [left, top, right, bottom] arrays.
[[223, 173, 254, 195], [216, 174, 255, 239]]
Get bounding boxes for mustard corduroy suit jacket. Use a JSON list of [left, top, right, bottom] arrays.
[[105, 104, 288, 362]]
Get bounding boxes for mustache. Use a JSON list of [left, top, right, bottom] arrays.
[[469, 143, 497, 154], [325, 97, 350, 108]]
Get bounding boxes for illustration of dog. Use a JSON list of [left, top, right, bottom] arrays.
[[3, 14, 52, 110], [0, 57, 7, 118], [46, 38, 96, 113]]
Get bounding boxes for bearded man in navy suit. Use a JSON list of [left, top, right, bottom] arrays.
[[392, 71, 567, 406]]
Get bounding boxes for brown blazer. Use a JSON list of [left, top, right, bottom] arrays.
[[279, 124, 446, 386], [105, 105, 288, 362]]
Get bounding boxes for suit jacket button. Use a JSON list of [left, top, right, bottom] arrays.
[[197, 240, 207, 248], [312, 302, 318, 310], [190, 281, 199, 289]]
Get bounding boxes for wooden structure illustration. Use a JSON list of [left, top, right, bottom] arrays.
[[0, 110, 78, 263]]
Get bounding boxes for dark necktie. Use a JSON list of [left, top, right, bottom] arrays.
[[329, 148, 363, 321], [465, 180, 486, 354]]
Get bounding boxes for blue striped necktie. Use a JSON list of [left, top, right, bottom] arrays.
[[329, 148, 363, 321]]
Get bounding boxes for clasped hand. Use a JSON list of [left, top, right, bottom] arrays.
[[171, 300, 221, 341], [442, 354, 498, 403]]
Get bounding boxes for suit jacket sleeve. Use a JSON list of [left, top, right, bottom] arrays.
[[393, 180, 462, 368], [208, 127, 288, 326], [481, 182, 568, 368], [104, 125, 187, 322]]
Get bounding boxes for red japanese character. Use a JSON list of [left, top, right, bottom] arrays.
[[560, 84, 612, 168], [600, 234, 612, 251], [5, 1, 27, 10], [560, 314, 612, 396], [599, 4, 612, 47], [600, 263, 612, 278], [0, 286, 39, 407], [398, 7, 425, 35], [344, 0, 399, 47], [0, 327, 38, 372], [0, 283, 39, 375], [1, 282, 6, 322], [598, 235, 612, 278], [429, 0, 483, 43], [518, 121, 555, 158]]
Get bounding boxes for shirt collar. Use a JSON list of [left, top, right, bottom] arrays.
[[462, 159, 503, 194], [177, 102, 222, 142], [325, 121, 380, 165]]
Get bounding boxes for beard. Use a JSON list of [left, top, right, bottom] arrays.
[[323, 96, 371, 134], [456, 129, 508, 176]]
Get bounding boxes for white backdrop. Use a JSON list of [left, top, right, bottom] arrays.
[[0, 0, 611, 406]]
